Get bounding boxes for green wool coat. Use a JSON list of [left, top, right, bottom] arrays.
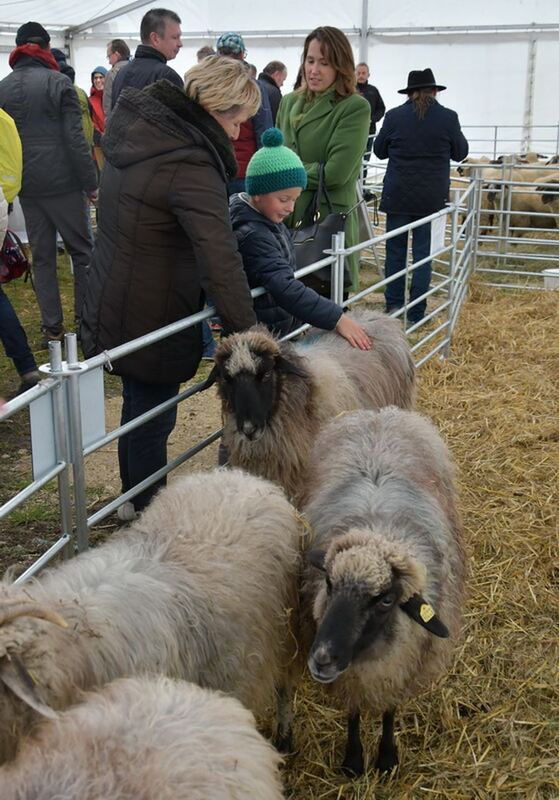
[[276, 89, 370, 290]]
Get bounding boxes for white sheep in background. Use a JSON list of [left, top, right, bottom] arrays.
[[0, 469, 301, 763], [301, 408, 467, 776], [209, 311, 415, 504], [0, 676, 285, 800]]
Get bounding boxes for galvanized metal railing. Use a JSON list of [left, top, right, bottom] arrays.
[[3, 172, 556, 580]]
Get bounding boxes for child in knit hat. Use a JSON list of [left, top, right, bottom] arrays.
[[229, 128, 371, 349]]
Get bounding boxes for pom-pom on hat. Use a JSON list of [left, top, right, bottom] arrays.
[[245, 128, 308, 196]]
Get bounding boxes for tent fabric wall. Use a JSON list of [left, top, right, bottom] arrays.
[[0, 0, 558, 153]]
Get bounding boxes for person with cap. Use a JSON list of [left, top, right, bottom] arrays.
[[230, 127, 371, 349], [0, 21, 97, 347], [103, 39, 131, 117], [216, 32, 273, 194], [373, 68, 468, 323], [89, 66, 107, 172], [111, 8, 183, 110]]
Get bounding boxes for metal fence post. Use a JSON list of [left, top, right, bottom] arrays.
[[331, 231, 345, 306], [493, 126, 498, 160], [444, 202, 460, 356], [471, 172, 482, 277], [48, 340, 74, 559], [65, 332, 89, 553]]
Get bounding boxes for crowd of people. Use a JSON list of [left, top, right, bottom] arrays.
[[0, 8, 467, 514]]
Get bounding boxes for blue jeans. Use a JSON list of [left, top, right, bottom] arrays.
[[0, 285, 37, 376], [384, 214, 432, 321], [118, 376, 180, 511]]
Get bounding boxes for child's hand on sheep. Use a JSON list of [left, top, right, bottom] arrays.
[[335, 315, 373, 350]]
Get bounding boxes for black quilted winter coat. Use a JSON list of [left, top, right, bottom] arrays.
[[81, 80, 256, 384], [373, 99, 468, 216]]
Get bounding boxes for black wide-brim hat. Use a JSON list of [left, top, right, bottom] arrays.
[[398, 68, 446, 94]]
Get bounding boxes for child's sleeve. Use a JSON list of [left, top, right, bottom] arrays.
[[240, 227, 342, 330]]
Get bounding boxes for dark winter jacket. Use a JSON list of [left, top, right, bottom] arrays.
[[0, 55, 97, 197], [230, 193, 341, 336], [356, 81, 385, 135], [258, 72, 282, 123], [111, 45, 183, 109], [373, 98, 469, 217], [81, 80, 256, 384]]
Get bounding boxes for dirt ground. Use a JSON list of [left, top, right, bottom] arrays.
[[85, 377, 223, 497]]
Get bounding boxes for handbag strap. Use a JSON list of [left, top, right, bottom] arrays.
[[302, 163, 334, 225]]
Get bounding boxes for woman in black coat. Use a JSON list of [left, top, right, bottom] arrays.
[[373, 69, 468, 322], [81, 57, 260, 516]]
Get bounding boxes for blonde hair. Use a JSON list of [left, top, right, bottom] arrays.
[[184, 55, 261, 117]]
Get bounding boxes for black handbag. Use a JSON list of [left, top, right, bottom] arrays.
[[291, 164, 352, 292]]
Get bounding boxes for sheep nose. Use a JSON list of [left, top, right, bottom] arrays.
[[311, 644, 334, 667], [241, 420, 257, 437]]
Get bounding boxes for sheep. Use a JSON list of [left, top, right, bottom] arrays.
[[209, 310, 415, 504], [535, 172, 559, 228], [483, 175, 557, 235], [0, 468, 301, 763], [0, 676, 285, 800], [301, 407, 467, 776]]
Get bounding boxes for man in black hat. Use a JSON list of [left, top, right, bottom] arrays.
[[373, 68, 468, 323], [0, 21, 97, 346]]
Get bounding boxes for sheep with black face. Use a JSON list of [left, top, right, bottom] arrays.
[[302, 407, 467, 776], [210, 311, 415, 503]]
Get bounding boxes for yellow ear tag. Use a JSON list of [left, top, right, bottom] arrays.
[[420, 603, 435, 623]]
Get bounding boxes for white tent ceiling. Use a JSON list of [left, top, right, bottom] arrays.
[[1, 0, 558, 154]]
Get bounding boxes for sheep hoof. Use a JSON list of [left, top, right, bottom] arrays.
[[375, 747, 398, 773], [273, 728, 294, 755], [341, 752, 364, 778]]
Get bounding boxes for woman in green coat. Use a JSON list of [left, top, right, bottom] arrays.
[[276, 26, 370, 293]]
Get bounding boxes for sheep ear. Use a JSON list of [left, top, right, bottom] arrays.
[[0, 655, 58, 719], [400, 594, 449, 638], [307, 548, 327, 571], [275, 355, 307, 378]]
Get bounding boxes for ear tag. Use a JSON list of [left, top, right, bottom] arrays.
[[420, 603, 435, 623]]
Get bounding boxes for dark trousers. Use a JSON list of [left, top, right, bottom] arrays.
[[363, 134, 374, 182], [119, 376, 180, 512], [384, 213, 432, 321], [0, 285, 37, 376], [20, 191, 92, 332]]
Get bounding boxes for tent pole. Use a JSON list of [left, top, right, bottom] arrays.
[[360, 0, 369, 63], [521, 36, 537, 152]]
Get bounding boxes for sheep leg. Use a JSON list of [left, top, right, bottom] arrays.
[[341, 711, 364, 777], [273, 685, 294, 754], [376, 709, 399, 772]]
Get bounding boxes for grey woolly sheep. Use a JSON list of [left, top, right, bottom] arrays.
[[0, 469, 301, 763], [210, 310, 415, 503], [302, 408, 467, 776], [0, 676, 285, 800]]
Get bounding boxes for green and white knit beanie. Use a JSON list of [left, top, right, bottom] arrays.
[[245, 128, 308, 196]]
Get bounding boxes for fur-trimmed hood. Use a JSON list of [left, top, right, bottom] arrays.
[[102, 79, 237, 179]]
